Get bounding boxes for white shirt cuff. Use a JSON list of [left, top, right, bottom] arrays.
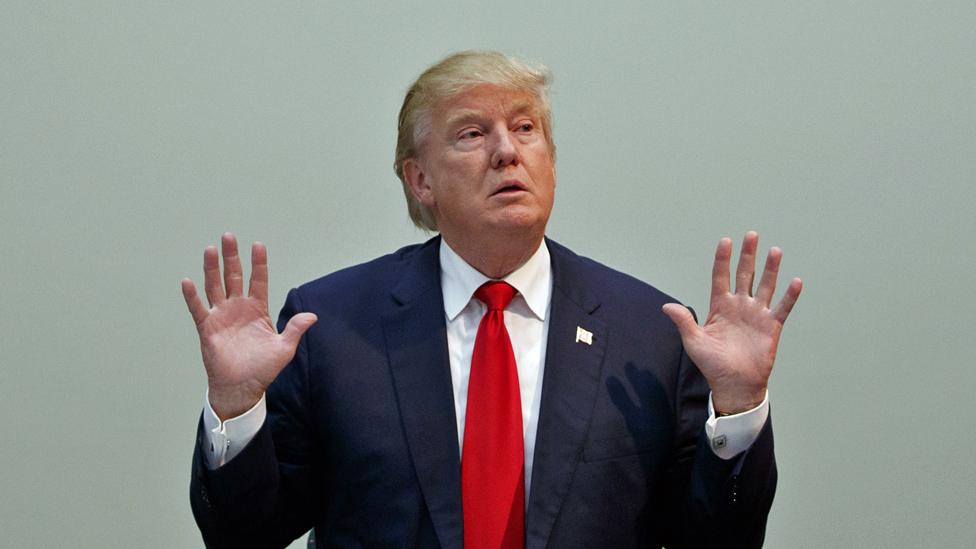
[[704, 391, 770, 460], [202, 390, 267, 470]]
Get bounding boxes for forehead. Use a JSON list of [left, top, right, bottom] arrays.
[[432, 84, 543, 125]]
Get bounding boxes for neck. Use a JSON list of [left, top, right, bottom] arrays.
[[441, 229, 544, 279]]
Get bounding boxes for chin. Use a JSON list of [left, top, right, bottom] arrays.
[[492, 212, 548, 235]]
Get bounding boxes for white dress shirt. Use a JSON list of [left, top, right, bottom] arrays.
[[440, 238, 551, 497], [203, 240, 770, 491]]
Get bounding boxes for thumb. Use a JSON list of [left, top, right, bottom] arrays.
[[280, 312, 318, 348], [661, 303, 699, 342]]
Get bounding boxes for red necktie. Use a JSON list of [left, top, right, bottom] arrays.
[[462, 281, 525, 549]]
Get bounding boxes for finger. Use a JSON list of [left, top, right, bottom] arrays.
[[181, 278, 209, 326], [754, 247, 782, 307], [248, 241, 269, 306], [734, 231, 759, 296], [203, 245, 225, 307], [221, 233, 244, 298], [662, 303, 700, 344], [710, 237, 732, 307], [772, 277, 803, 324], [279, 313, 318, 349]]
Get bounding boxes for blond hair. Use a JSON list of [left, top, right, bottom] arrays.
[[394, 50, 554, 231]]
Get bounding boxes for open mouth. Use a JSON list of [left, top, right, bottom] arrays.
[[492, 181, 527, 196]]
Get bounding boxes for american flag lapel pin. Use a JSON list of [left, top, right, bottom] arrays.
[[575, 326, 593, 345]]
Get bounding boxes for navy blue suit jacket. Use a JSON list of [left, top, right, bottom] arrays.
[[191, 237, 776, 548]]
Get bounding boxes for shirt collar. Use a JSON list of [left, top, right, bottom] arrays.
[[440, 238, 551, 322]]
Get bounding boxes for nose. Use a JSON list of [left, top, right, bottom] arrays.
[[489, 126, 519, 170]]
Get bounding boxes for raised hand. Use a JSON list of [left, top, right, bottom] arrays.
[[662, 232, 802, 415], [181, 233, 317, 420]]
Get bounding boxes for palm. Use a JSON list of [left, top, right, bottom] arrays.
[[181, 234, 317, 419], [663, 232, 802, 414], [688, 293, 782, 397], [198, 297, 287, 388]]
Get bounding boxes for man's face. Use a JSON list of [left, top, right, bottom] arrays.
[[405, 84, 556, 244]]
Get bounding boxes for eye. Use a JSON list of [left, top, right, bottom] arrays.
[[516, 121, 534, 132], [459, 128, 483, 140]]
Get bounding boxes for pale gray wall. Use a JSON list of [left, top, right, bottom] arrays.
[[2, 2, 973, 547]]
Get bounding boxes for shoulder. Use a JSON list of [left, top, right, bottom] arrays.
[[547, 238, 684, 310], [288, 236, 439, 314]]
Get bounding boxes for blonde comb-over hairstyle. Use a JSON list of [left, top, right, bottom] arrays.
[[394, 50, 554, 231]]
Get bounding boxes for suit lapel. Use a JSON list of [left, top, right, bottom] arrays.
[[382, 238, 463, 549], [526, 240, 608, 549]]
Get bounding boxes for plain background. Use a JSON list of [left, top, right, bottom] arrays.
[[2, 2, 973, 547]]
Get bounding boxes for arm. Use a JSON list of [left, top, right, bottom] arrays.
[[661, 232, 802, 547], [183, 234, 320, 548]]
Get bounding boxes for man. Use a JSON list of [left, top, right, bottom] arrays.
[[183, 51, 802, 548]]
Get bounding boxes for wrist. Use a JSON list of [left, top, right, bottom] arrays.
[[207, 384, 265, 421], [711, 387, 767, 416]]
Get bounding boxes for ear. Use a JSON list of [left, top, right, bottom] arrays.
[[402, 158, 435, 207]]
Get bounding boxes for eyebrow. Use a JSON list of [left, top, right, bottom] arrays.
[[444, 109, 483, 129], [444, 101, 538, 129]]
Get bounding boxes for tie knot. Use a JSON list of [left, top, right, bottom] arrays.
[[474, 281, 517, 311]]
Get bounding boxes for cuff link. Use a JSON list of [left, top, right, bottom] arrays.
[[712, 434, 727, 450]]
